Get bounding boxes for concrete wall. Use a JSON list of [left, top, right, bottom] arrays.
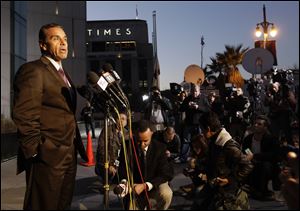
[[1, 1, 12, 118]]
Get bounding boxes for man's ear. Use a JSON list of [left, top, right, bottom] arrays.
[[207, 126, 213, 137], [39, 42, 47, 51]]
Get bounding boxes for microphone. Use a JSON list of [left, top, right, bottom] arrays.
[[113, 179, 128, 197], [76, 85, 93, 102], [95, 71, 128, 108], [85, 71, 117, 109], [104, 70, 130, 107], [109, 70, 129, 103]]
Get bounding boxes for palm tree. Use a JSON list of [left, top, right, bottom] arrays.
[[207, 57, 223, 74], [215, 44, 249, 88]]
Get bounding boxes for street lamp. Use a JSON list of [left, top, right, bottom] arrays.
[[255, 4, 277, 49]]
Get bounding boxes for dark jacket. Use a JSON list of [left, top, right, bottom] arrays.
[[242, 132, 281, 163], [118, 137, 174, 189], [180, 94, 210, 125], [152, 131, 181, 158], [95, 125, 130, 178], [206, 128, 253, 195], [13, 56, 87, 174]]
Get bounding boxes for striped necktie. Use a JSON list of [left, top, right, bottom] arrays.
[[58, 68, 70, 87]]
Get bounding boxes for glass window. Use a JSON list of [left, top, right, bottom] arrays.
[[138, 59, 147, 80], [122, 60, 131, 82], [92, 41, 105, 52]]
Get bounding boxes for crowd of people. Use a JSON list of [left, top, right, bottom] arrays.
[[12, 22, 298, 210]]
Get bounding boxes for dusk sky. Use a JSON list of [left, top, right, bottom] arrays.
[[87, 1, 299, 90]]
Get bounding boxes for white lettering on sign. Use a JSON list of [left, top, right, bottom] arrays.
[[126, 28, 131, 35], [104, 29, 111, 36], [87, 28, 132, 37], [116, 28, 121, 36]]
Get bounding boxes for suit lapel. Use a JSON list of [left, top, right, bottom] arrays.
[[40, 56, 76, 113], [40, 56, 66, 87]]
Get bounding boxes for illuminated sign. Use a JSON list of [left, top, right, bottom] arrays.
[[87, 28, 132, 37]]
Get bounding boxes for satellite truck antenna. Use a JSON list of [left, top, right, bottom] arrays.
[[242, 47, 274, 120]]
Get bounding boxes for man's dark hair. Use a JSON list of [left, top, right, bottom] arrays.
[[164, 126, 175, 135], [151, 86, 160, 92], [256, 115, 271, 128], [136, 120, 154, 133], [199, 111, 222, 132], [39, 23, 64, 43]]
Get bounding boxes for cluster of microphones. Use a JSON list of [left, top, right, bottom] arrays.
[[77, 68, 129, 112]]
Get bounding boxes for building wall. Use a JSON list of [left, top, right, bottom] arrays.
[[1, 1, 87, 121], [1, 1, 12, 119]]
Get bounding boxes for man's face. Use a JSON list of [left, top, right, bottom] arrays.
[[164, 131, 175, 142], [138, 128, 153, 151], [192, 87, 200, 98], [120, 113, 127, 128], [40, 27, 68, 62], [254, 119, 267, 134]]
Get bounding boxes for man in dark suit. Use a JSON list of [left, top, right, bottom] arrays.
[[117, 120, 174, 210], [12, 23, 88, 210], [242, 115, 281, 200]]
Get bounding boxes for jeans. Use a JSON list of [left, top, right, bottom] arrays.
[[180, 125, 201, 162]]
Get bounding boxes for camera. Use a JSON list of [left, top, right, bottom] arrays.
[[152, 91, 160, 101], [183, 167, 195, 177], [113, 179, 128, 197]]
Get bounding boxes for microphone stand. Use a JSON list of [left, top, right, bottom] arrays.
[[103, 102, 110, 209]]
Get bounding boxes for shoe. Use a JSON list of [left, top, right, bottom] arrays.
[[174, 156, 180, 161], [187, 156, 193, 162], [174, 159, 182, 164], [174, 159, 187, 164]]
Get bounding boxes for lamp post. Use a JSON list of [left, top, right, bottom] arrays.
[[255, 4, 277, 49]]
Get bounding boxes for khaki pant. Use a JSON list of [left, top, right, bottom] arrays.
[[148, 182, 173, 210]]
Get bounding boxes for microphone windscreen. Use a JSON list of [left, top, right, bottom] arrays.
[[76, 85, 92, 100], [87, 71, 100, 85]]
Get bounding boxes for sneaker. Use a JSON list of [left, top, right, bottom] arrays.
[[174, 159, 182, 164], [174, 158, 187, 164], [174, 156, 180, 161], [187, 156, 193, 162]]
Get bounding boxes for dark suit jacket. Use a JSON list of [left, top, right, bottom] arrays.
[[13, 56, 87, 174], [119, 138, 174, 189], [242, 132, 280, 163]]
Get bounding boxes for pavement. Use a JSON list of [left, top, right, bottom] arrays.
[[1, 125, 288, 210]]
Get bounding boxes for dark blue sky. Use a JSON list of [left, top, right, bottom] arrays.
[[87, 1, 299, 90]]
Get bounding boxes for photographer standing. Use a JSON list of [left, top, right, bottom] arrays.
[[264, 82, 297, 144], [81, 101, 96, 138], [144, 86, 173, 132], [225, 87, 250, 143], [175, 84, 210, 163]]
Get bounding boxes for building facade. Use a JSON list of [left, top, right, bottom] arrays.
[[86, 20, 154, 111]]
